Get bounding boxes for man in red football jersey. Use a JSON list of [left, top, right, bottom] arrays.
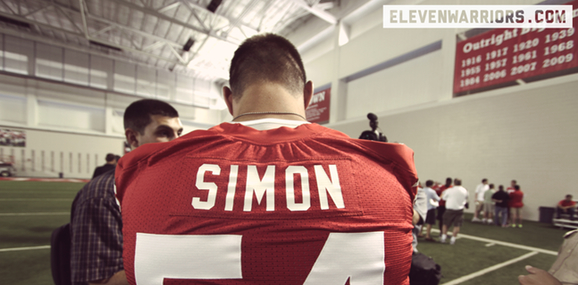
[[116, 33, 418, 285]]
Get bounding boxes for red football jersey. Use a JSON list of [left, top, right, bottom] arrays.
[[509, 190, 524, 208], [436, 185, 452, 207], [116, 123, 418, 285]]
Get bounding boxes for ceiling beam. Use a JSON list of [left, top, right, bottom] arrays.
[[105, 0, 241, 45], [288, 0, 337, 25], [177, 0, 259, 35]]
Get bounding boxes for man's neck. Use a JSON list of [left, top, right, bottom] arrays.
[[232, 83, 307, 122]]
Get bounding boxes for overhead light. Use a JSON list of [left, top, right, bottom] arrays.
[[183, 37, 195, 52], [207, 0, 223, 13]]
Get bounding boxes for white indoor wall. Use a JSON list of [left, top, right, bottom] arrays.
[[0, 130, 124, 179], [346, 50, 444, 118], [0, 72, 224, 178], [295, 0, 575, 221], [328, 74, 578, 222]]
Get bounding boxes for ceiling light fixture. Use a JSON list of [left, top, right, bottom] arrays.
[[183, 37, 195, 52], [207, 0, 223, 13]]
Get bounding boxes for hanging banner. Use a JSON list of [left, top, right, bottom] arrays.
[[454, 0, 578, 95], [306, 88, 331, 124]]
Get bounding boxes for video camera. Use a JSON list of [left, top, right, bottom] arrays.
[[359, 113, 387, 142]]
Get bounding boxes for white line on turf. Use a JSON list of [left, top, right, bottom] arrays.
[[0, 245, 50, 252], [0, 212, 69, 216], [486, 243, 496, 247], [441, 251, 539, 285], [431, 229, 557, 255]]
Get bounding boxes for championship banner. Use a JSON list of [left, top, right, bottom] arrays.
[[454, 0, 578, 95], [306, 88, 331, 124]]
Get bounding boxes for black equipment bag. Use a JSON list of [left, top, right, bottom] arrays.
[[409, 252, 442, 285], [51, 223, 72, 285]]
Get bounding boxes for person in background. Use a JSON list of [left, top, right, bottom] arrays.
[[492, 185, 510, 227], [422, 180, 441, 241], [436, 177, 452, 235], [115, 33, 419, 285], [472, 178, 489, 222], [70, 99, 183, 285], [556, 194, 576, 220], [92, 153, 116, 179], [440, 178, 468, 245], [509, 185, 524, 228], [412, 182, 427, 252], [483, 183, 496, 224], [506, 179, 517, 225], [114, 155, 121, 165]]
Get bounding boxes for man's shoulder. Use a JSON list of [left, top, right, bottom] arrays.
[[74, 170, 115, 203]]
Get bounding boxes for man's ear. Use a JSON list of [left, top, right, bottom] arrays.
[[125, 128, 139, 149], [303, 81, 314, 109], [223, 86, 235, 116]]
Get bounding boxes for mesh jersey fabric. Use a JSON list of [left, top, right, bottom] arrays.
[[115, 122, 418, 285]]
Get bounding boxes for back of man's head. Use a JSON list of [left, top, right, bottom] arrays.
[[105, 153, 115, 162], [454, 178, 462, 186], [229, 33, 306, 98], [426, 180, 434, 187], [124, 99, 179, 134]]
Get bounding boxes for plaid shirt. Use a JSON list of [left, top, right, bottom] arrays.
[[70, 169, 123, 284]]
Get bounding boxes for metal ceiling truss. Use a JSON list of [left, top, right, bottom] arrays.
[[0, 0, 340, 81], [0, 0, 243, 68]]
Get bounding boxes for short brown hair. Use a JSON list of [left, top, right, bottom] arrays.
[[229, 33, 306, 98], [124, 99, 179, 134]]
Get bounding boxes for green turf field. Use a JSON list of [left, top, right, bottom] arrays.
[[1, 180, 84, 285], [0, 180, 568, 284]]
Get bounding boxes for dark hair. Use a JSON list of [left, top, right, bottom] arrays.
[[229, 33, 306, 97], [105, 153, 115, 162], [489, 183, 494, 188], [114, 155, 121, 161], [482, 178, 488, 183], [454, 178, 462, 186], [426, 180, 434, 187], [124, 99, 179, 134], [567, 194, 573, 198], [445, 177, 452, 186], [514, 185, 520, 190], [499, 185, 504, 191]]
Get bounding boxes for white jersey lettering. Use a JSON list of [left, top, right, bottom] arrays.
[[192, 163, 344, 212], [192, 164, 220, 210], [315, 165, 345, 210], [244, 165, 275, 211], [286, 166, 311, 211]]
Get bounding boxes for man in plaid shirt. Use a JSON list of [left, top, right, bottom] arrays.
[[70, 99, 183, 285]]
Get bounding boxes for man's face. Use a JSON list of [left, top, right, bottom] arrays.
[[566, 196, 573, 202], [134, 115, 183, 147], [511, 181, 516, 187]]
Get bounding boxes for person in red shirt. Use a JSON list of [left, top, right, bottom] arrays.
[[509, 185, 524, 227], [557, 195, 576, 220], [115, 34, 418, 285], [436, 177, 452, 233]]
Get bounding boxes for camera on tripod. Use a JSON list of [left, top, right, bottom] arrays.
[[359, 113, 387, 142]]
